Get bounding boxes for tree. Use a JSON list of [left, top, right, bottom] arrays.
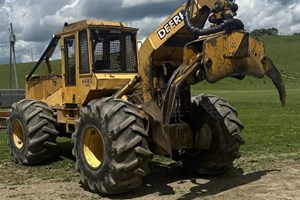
[[293, 32, 300, 36], [250, 27, 279, 36]]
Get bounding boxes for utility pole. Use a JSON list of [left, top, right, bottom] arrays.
[[31, 48, 33, 63], [9, 23, 18, 89]]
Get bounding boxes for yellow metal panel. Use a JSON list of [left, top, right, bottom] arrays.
[[94, 73, 137, 90], [149, 4, 186, 50], [62, 87, 77, 103], [26, 76, 62, 101], [203, 31, 266, 83], [45, 88, 63, 107], [94, 73, 137, 80]]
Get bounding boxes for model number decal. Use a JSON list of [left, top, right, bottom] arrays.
[[157, 11, 184, 40], [82, 78, 92, 85]]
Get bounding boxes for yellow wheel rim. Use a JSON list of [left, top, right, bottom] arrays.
[[83, 127, 104, 169], [12, 120, 24, 149]]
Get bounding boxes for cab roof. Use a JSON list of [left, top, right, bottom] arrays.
[[56, 19, 138, 36]]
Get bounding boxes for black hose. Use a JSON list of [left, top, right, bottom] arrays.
[[183, 0, 244, 36]]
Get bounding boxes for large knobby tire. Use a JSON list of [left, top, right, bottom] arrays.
[[72, 97, 153, 194], [7, 99, 58, 164], [182, 94, 245, 175]]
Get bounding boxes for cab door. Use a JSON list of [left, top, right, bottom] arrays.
[[61, 34, 77, 104]]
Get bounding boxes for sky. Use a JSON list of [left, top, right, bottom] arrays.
[[0, 0, 299, 64]]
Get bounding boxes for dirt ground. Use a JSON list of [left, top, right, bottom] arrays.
[[1, 159, 299, 200]]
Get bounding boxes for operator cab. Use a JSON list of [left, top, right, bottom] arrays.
[[60, 20, 139, 86], [26, 20, 139, 106]]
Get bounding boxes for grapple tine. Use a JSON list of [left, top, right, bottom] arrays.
[[263, 57, 286, 106]]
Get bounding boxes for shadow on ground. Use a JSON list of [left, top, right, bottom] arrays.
[[54, 140, 277, 199], [108, 161, 277, 200]]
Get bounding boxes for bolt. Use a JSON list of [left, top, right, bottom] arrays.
[[205, 58, 213, 68]]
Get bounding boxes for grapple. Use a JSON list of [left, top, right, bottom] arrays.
[[201, 31, 286, 106], [162, 31, 286, 126]]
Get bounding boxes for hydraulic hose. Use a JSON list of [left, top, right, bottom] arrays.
[[183, 0, 244, 36]]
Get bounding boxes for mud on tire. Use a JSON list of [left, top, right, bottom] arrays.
[[7, 99, 58, 164], [72, 97, 153, 194], [182, 94, 245, 175]]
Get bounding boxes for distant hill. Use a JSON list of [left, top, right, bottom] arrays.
[[0, 60, 61, 89], [0, 36, 299, 90]]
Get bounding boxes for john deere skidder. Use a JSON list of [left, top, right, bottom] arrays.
[[7, 0, 285, 194]]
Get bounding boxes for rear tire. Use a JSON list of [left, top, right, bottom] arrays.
[[7, 99, 58, 164], [72, 97, 152, 194], [182, 94, 245, 175]]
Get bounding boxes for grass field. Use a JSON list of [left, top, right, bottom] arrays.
[[0, 60, 61, 89], [0, 36, 299, 186]]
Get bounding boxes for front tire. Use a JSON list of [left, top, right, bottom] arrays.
[[72, 97, 152, 194], [7, 99, 58, 164]]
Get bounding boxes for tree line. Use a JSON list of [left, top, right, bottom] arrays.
[[250, 27, 300, 36], [250, 27, 278, 36]]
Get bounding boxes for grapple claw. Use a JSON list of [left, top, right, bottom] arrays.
[[263, 57, 286, 106]]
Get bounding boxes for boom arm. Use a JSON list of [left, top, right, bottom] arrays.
[[138, 0, 242, 102]]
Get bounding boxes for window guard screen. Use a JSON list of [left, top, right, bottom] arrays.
[[91, 30, 137, 73], [64, 36, 76, 86], [79, 30, 89, 74]]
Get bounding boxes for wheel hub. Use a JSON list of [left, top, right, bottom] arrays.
[[12, 120, 24, 149], [83, 127, 104, 169]]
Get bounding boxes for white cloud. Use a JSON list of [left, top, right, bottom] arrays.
[[0, 0, 299, 64], [122, 0, 167, 8], [237, 0, 299, 34], [128, 16, 166, 40]]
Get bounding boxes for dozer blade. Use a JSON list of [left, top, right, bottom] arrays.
[[201, 31, 286, 106]]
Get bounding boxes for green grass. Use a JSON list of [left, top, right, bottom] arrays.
[[261, 35, 300, 77], [0, 60, 61, 89], [0, 137, 78, 185], [192, 89, 300, 156]]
